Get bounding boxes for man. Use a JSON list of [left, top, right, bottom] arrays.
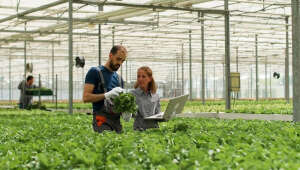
[[83, 45, 127, 133], [18, 75, 37, 109]]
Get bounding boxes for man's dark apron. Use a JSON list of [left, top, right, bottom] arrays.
[[92, 68, 122, 133]]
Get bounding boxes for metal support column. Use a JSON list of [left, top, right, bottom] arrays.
[[255, 34, 259, 101], [270, 65, 272, 98], [285, 16, 290, 103], [236, 47, 239, 72], [248, 67, 250, 98], [126, 60, 128, 90], [205, 71, 208, 98], [46, 59, 49, 83], [56, 74, 58, 110], [292, 0, 300, 122], [224, 0, 231, 109], [98, 5, 103, 66], [265, 58, 268, 99], [68, 0, 73, 114], [38, 74, 41, 106], [176, 56, 179, 89], [201, 12, 205, 104], [236, 47, 239, 99], [173, 65, 176, 96], [52, 42, 55, 102], [214, 64, 216, 99], [9, 52, 11, 103], [170, 69, 173, 96], [223, 63, 225, 98], [251, 65, 253, 99], [235, 47, 240, 99], [23, 22, 27, 106], [0, 67, 2, 100], [181, 43, 184, 95], [60, 73, 63, 100], [189, 30, 192, 100], [129, 63, 132, 83], [74, 80, 77, 100]]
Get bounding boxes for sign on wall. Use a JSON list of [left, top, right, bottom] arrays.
[[230, 72, 240, 92]]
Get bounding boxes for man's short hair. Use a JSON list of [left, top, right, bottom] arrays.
[[27, 75, 34, 81], [110, 45, 126, 55]]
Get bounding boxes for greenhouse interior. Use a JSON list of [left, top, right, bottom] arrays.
[[0, 0, 299, 169]]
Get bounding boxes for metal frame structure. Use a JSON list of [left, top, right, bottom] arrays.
[[0, 0, 299, 121], [292, 0, 300, 122]]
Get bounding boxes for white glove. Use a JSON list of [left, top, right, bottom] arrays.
[[104, 87, 124, 99]]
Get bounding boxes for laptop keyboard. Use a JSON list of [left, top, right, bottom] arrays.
[[156, 112, 164, 117]]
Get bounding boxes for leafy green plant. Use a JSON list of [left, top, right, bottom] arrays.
[[39, 99, 293, 115], [173, 122, 189, 132], [113, 93, 137, 114], [0, 110, 300, 170], [0, 109, 299, 169]]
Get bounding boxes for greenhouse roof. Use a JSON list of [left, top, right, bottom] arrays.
[[0, 0, 292, 82]]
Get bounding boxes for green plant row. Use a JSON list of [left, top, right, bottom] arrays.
[[161, 100, 292, 114], [3, 99, 291, 114], [0, 110, 299, 169]]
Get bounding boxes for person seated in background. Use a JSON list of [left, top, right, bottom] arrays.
[[130, 66, 161, 131], [18, 75, 37, 109]]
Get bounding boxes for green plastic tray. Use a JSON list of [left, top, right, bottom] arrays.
[[25, 89, 53, 96]]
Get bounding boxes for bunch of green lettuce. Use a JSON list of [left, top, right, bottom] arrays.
[[113, 93, 137, 114]]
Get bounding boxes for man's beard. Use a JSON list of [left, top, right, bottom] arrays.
[[109, 61, 120, 71]]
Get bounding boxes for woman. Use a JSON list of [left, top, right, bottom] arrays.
[[131, 66, 161, 131]]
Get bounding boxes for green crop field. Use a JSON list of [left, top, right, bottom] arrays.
[[39, 99, 293, 115], [0, 109, 299, 169], [175, 100, 293, 114], [2, 0, 300, 169]]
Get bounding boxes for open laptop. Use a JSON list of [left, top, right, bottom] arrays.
[[145, 94, 189, 120]]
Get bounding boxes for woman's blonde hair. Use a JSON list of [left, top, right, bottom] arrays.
[[134, 66, 157, 94]]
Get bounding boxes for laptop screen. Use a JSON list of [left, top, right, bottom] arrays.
[[163, 94, 189, 119]]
